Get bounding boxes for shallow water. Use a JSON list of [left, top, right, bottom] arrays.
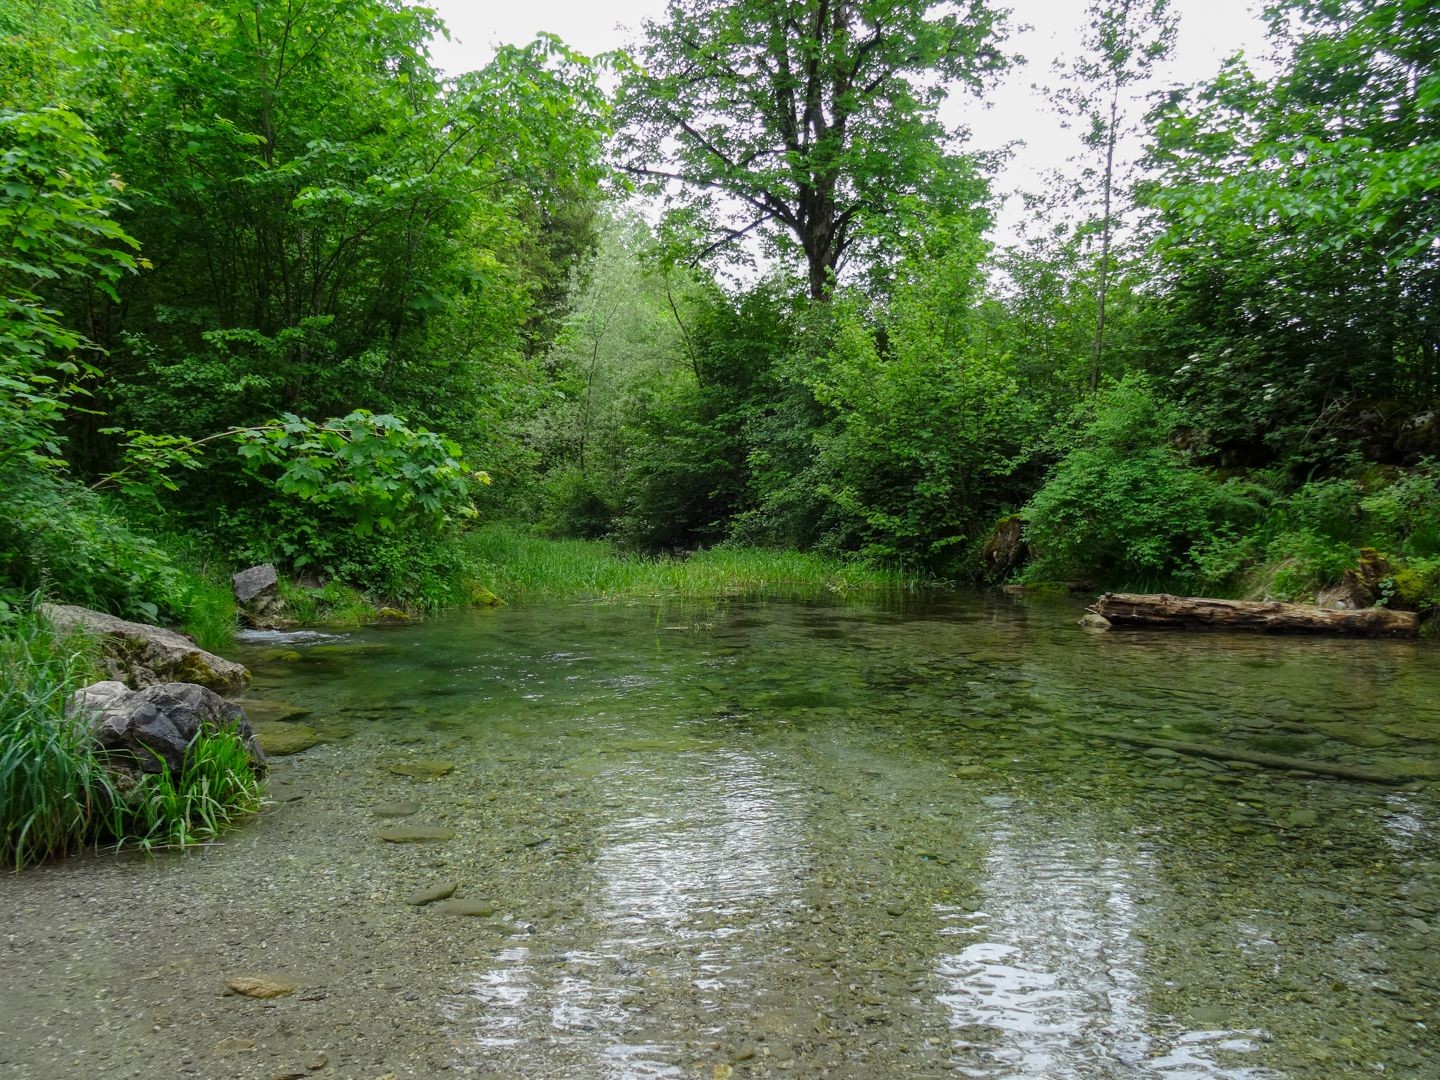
[[4, 592, 1439, 1078]]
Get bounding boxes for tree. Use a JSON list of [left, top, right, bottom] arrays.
[[1141, 0, 1440, 462], [0, 108, 138, 473], [615, 0, 1009, 299], [1052, 0, 1175, 392]]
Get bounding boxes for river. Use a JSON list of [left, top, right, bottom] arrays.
[[2, 591, 1437, 1078]]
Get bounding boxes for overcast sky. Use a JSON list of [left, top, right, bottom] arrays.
[[423, 0, 1273, 244]]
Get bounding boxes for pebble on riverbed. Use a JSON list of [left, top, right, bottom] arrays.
[[376, 825, 456, 843], [404, 882, 459, 906], [223, 975, 300, 999]]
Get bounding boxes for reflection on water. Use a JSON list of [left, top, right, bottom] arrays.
[[235, 591, 1440, 1078], [465, 750, 806, 1076]]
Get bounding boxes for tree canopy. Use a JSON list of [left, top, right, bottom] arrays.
[[616, 0, 1009, 298]]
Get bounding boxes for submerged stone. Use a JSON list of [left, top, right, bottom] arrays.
[[377, 825, 455, 843], [234, 698, 313, 724], [224, 975, 299, 999], [255, 648, 303, 664], [431, 898, 498, 917], [388, 760, 455, 779], [254, 722, 323, 756], [405, 882, 459, 906], [1383, 721, 1439, 743]]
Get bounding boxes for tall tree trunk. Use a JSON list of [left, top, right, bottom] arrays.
[[1090, 85, 1119, 395]]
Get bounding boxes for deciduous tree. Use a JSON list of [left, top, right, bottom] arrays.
[[615, 0, 1009, 299]]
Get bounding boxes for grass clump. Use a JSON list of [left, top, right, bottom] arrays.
[[121, 728, 263, 852], [0, 612, 115, 870], [465, 523, 921, 602]]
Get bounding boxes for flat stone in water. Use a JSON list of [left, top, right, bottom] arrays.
[[376, 825, 455, 843], [431, 898, 497, 917], [373, 801, 422, 818], [254, 722, 323, 756], [1383, 722, 1438, 743], [235, 697, 313, 724], [405, 882, 459, 906], [388, 760, 455, 779]]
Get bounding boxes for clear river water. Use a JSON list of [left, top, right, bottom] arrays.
[[3, 591, 1438, 1079]]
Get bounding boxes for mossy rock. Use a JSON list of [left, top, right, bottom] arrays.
[[462, 579, 506, 607], [255, 648, 304, 664], [375, 606, 417, 623]]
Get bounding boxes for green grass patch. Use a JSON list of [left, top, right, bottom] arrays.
[[276, 577, 378, 626], [464, 523, 922, 602]]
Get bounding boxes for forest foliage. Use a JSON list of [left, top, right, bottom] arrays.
[[2, 0, 1438, 627]]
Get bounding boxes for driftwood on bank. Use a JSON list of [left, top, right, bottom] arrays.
[[1068, 727, 1410, 785], [1088, 592, 1419, 638]]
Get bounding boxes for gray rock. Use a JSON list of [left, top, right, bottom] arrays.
[[232, 564, 280, 612], [68, 680, 266, 778], [40, 603, 249, 694], [231, 565, 290, 628]]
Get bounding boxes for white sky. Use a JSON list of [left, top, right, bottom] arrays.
[[424, 0, 1273, 245]]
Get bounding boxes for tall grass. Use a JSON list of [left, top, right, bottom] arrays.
[[123, 728, 263, 852], [0, 613, 117, 870], [464, 523, 925, 602]]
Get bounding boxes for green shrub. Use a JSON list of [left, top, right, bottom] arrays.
[[1388, 556, 1440, 612], [1361, 460, 1440, 556], [0, 469, 185, 623], [1022, 377, 1226, 584], [537, 465, 617, 540]]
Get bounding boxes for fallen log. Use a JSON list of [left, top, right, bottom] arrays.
[[1067, 728, 1410, 785], [1088, 592, 1418, 638]]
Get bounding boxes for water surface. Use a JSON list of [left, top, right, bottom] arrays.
[[4, 592, 1437, 1078]]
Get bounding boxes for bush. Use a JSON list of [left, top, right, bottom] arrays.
[[1362, 460, 1440, 556], [537, 465, 617, 540], [1022, 377, 1226, 584]]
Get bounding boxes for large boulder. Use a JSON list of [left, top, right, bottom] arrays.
[[67, 681, 266, 778], [40, 603, 250, 694]]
